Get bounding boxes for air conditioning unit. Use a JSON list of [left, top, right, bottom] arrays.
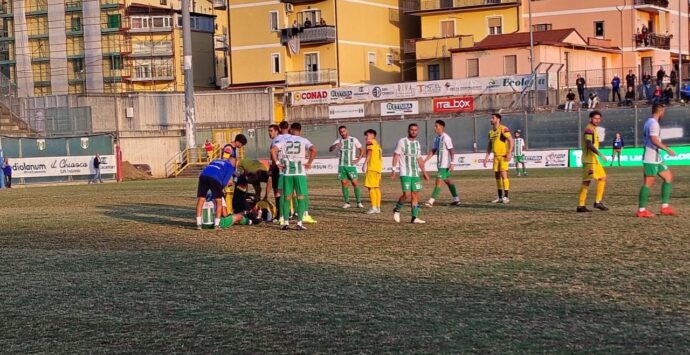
[[285, 3, 294, 13], [217, 77, 230, 88]]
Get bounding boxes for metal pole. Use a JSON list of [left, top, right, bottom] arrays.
[[678, 0, 682, 99], [528, 0, 536, 110], [182, 0, 196, 148]]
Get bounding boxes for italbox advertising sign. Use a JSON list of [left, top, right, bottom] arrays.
[[432, 96, 474, 113]]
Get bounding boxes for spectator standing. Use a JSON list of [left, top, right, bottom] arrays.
[[576, 74, 586, 104], [670, 69, 678, 99], [565, 89, 576, 111], [656, 66, 666, 86], [89, 154, 103, 184], [204, 139, 214, 161], [625, 70, 636, 90], [642, 73, 652, 101], [663, 84, 674, 104], [611, 133, 624, 167], [611, 74, 622, 102], [304, 18, 312, 27], [2, 157, 11, 188]]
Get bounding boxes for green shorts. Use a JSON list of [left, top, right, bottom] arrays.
[[338, 166, 358, 181], [437, 168, 451, 180], [400, 176, 422, 193], [644, 162, 669, 176], [515, 155, 526, 163], [283, 175, 308, 197], [219, 215, 234, 229]]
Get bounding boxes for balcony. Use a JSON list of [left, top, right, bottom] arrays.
[[412, 35, 473, 59], [212, 0, 226, 9], [214, 35, 228, 51], [402, 0, 518, 15], [633, 33, 671, 50], [281, 0, 326, 4], [633, 0, 669, 13], [281, 26, 336, 46], [65, 0, 82, 12], [286, 69, 337, 86]]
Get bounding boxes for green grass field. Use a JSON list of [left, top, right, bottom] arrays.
[[1, 167, 689, 353]]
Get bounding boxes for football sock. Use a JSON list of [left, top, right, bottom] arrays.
[[214, 218, 220, 226], [661, 182, 672, 204], [448, 184, 458, 198], [497, 190, 503, 199], [297, 198, 306, 222], [578, 185, 588, 206], [411, 204, 420, 218], [502, 178, 510, 192], [196, 217, 202, 225], [342, 187, 350, 203], [431, 186, 441, 199], [639, 185, 650, 209], [595, 180, 606, 203], [275, 195, 281, 220], [373, 188, 381, 208], [354, 186, 361, 203], [281, 198, 291, 222], [504, 190, 509, 198], [394, 200, 404, 211]]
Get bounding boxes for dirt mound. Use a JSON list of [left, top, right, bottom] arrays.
[[122, 161, 153, 181]]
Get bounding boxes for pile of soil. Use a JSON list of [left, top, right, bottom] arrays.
[[122, 161, 152, 181]]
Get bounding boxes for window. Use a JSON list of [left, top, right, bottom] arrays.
[[386, 53, 394, 66], [131, 16, 172, 30], [488, 17, 502, 35], [160, 0, 167, 4], [110, 55, 123, 70], [440, 20, 454, 37], [298, 10, 321, 26], [533, 24, 551, 32], [271, 53, 280, 73], [368, 52, 376, 65], [305, 52, 318, 72], [72, 58, 83, 73], [269, 11, 279, 31], [594, 21, 604, 38], [133, 58, 173, 79], [107, 14, 120, 29], [467, 58, 479, 77], [428, 64, 440, 80], [70, 17, 82, 31], [504, 55, 516, 75]]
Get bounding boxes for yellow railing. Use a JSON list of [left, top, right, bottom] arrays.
[[164, 144, 230, 177]]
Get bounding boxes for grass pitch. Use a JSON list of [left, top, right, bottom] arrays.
[[1, 167, 689, 353]]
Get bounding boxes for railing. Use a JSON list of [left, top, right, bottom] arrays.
[[286, 69, 337, 86], [212, 0, 226, 9], [164, 144, 222, 177], [633, 33, 671, 50], [280, 26, 336, 45], [404, 39, 416, 54], [402, 0, 518, 13], [214, 35, 228, 51], [633, 0, 669, 7], [65, 0, 82, 11], [414, 36, 469, 59]]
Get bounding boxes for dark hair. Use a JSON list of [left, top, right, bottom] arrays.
[[338, 125, 347, 131], [492, 113, 502, 120], [268, 124, 279, 131], [235, 134, 248, 146], [652, 103, 664, 114], [279, 121, 289, 130], [408, 123, 418, 129], [290, 122, 302, 131], [589, 110, 602, 118], [435, 120, 445, 127], [364, 129, 377, 137]]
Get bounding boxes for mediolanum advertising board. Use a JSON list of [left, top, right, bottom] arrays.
[[380, 101, 419, 116], [569, 145, 690, 167], [11, 155, 116, 178]]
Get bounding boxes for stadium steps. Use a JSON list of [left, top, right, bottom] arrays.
[[0, 103, 33, 136], [175, 165, 205, 178]]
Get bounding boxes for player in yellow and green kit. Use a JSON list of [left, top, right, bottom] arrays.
[[362, 129, 383, 214], [484, 113, 514, 204], [329, 125, 365, 209], [577, 110, 610, 212]]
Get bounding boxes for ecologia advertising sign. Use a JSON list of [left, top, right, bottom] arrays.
[[569, 146, 690, 167]]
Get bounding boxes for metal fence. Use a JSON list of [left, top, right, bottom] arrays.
[[238, 106, 690, 159]]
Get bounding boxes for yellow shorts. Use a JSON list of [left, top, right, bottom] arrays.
[[582, 163, 606, 181], [364, 171, 381, 188], [493, 155, 509, 172]]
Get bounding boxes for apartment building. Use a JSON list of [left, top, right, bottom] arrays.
[[0, 0, 229, 97], [227, 0, 418, 90], [402, 0, 520, 81]]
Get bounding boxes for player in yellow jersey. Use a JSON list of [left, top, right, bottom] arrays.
[[362, 129, 383, 214], [484, 113, 514, 204], [577, 110, 610, 212]]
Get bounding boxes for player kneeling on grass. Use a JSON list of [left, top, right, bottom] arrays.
[[484, 113, 514, 204], [637, 104, 677, 218], [424, 119, 460, 207], [577, 110, 609, 213], [391, 123, 430, 224], [196, 157, 248, 230]]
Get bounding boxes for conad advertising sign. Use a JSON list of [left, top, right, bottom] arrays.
[[380, 101, 419, 116], [432, 96, 474, 113], [568, 145, 690, 167], [11, 155, 116, 178]]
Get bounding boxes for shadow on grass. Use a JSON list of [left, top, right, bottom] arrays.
[[98, 203, 194, 229]]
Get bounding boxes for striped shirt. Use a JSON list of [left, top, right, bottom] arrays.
[[394, 137, 422, 177], [433, 133, 454, 169], [274, 135, 314, 176], [643, 118, 662, 164], [271, 134, 288, 171], [514, 138, 525, 157], [333, 136, 362, 167]]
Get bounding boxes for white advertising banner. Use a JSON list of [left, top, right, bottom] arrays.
[[11, 155, 117, 178], [328, 104, 365, 119], [380, 101, 419, 116], [291, 74, 551, 106], [305, 150, 568, 175]]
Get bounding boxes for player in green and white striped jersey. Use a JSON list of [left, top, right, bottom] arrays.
[[329, 126, 365, 209], [423, 120, 460, 207], [271, 122, 317, 230], [391, 123, 429, 224], [514, 130, 527, 176]]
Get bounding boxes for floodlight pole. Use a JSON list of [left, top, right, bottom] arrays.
[[528, 0, 536, 110], [182, 0, 196, 148]]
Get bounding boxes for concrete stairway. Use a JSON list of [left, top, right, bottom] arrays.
[[0, 104, 32, 136]]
